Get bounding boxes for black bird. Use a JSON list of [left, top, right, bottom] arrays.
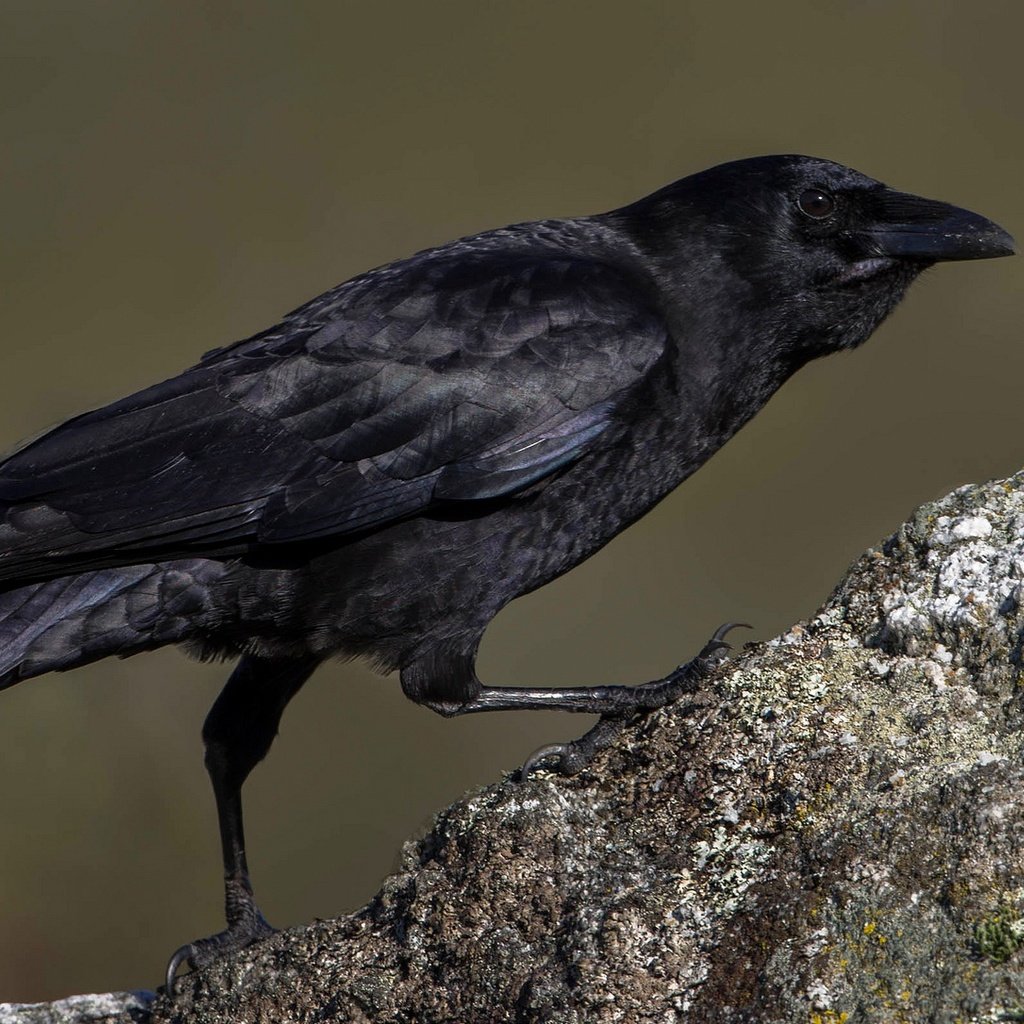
[[0, 155, 1013, 990]]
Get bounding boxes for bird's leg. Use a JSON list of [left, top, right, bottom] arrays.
[[420, 623, 747, 779], [165, 655, 318, 996]]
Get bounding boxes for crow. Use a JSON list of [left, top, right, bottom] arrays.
[[0, 155, 1013, 991]]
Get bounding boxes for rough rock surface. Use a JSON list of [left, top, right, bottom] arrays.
[[0, 994, 152, 1024], [6, 473, 1024, 1023]]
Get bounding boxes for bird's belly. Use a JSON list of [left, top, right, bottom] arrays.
[[225, 429, 701, 669]]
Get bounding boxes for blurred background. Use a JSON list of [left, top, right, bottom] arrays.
[[0, 0, 1020, 1001]]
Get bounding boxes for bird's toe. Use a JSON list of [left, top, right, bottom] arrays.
[[164, 913, 275, 996]]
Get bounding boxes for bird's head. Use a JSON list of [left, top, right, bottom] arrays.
[[619, 154, 1014, 358]]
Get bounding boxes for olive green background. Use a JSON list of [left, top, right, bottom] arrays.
[[0, 0, 1020, 1001]]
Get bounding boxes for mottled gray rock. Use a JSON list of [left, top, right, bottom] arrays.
[[0, 993, 152, 1024], [9, 473, 1024, 1023]]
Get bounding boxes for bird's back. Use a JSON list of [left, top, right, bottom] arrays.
[[0, 214, 679, 678]]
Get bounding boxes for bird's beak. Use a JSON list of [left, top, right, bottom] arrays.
[[864, 190, 1016, 262]]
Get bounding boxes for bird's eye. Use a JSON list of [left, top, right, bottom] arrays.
[[797, 188, 836, 220]]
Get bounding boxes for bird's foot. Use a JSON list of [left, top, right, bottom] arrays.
[[520, 621, 749, 780], [164, 878, 275, 996]]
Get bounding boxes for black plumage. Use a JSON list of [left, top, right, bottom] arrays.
[[0, 154, 1013, 989]]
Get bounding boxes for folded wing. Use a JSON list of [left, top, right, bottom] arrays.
[[0, 244, 668, 583]]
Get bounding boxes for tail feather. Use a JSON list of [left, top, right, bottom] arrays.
[[0, 559, 226, 688]]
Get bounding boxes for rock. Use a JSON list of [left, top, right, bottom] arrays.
[[8, 473, 1024, 1023], [0, 993, 153, 1024]]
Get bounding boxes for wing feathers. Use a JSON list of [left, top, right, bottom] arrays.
[[0, 239, 668, 583]]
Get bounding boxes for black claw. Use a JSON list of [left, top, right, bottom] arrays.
[[698, 622, 753, 660], [521, 714, 629, 780], [711, 621, 753, 644], [164, 913, 275, 997], [520, 743, 569, 779], [165, 944, 193, 997], [520, 741, 589, 780]]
